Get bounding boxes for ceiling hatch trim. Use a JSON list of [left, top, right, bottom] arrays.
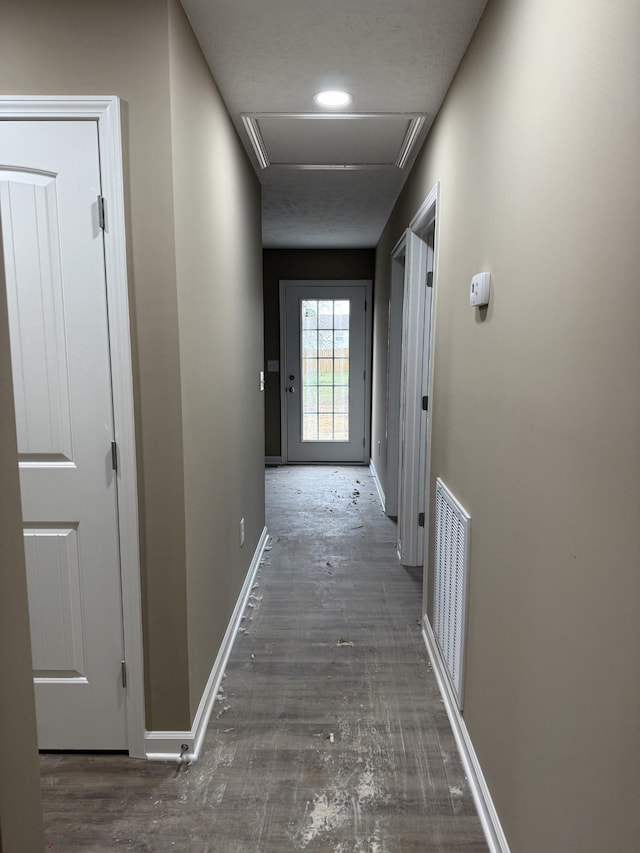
[[241, 113, 426, 172], [241, 114, 270, 168]]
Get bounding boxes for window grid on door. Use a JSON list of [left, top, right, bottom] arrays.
[[301, 299, 350, 441]]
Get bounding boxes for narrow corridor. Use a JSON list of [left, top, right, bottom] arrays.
[[41, 466, 487, 852]]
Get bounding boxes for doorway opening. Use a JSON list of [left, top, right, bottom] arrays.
[[280, 280, 372, 464], [387, 185, 439, 581]]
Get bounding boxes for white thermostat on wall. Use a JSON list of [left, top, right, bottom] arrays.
[[470, 272, 491, 307]]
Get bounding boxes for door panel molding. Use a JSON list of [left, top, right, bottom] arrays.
[[0, 96, 145, 758]]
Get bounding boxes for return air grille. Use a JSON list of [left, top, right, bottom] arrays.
[[433, 478, 471, 710]]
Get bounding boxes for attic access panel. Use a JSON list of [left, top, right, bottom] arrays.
[[242, 113, 426, 170]]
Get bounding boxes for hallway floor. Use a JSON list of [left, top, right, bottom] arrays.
[[41, 466, 487, 852]]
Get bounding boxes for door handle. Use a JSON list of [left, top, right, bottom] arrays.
[[288, 386, 295, 393]]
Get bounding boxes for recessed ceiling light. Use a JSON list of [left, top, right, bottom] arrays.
[[313, 90, 353, 108]]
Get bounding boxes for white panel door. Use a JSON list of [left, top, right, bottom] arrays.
[[0, 120, 126, 749], [283, 281, 369, 463]]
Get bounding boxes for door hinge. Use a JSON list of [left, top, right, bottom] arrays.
[[418, 512, 425, 528], [426, 271, 433, 288], [111, 440, 118, 472], [97, 195, 106, 230], [121, 660, 127, 689], [422, 395, 429, 411]]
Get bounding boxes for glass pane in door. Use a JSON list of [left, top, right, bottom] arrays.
[[301, 298, 350, 441]]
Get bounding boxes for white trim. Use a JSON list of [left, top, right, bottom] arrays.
[[397, 229, 430, 567], [265, 455, 282, 466], [279, 282, 288, 463], [384, 235, 407, 520], [422, 617, 511, 853], [279, 279, 373, 464], [241, 115, 270, 170], [391, 230, 408, 260], [395, 116, 427, 169], [394, 183, 439, 576], [409, 182, 439, 233], [145, 527, 269, 762], [368, 459, 385, 512], [0, 96, 145, 758], [241, 113, 427, 173], [268, 164, 399, 172], [244, 111, 427, 121], [417, 183, 440, 620]]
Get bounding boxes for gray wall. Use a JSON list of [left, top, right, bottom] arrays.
[[1, 0, 189, 731], [371, 0, 640, 850], [0, 0, 265, 734], [169, 0, 265, 716], [263, 249, 375, 457]]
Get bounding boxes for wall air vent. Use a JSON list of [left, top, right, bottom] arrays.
[[433, 478, 471, 710]]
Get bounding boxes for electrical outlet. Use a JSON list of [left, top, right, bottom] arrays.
[[240, 517, 245, 548]]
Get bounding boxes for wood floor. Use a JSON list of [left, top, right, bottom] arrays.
[[41, 466, 488, 852]]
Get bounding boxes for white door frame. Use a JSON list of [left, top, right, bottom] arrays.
[[279, 279, 373, 463], [0, 96, 145, 758], [394, 183, 439, 572], [384, 238, 406, 517]]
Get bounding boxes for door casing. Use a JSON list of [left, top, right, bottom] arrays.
[[385, 241, 406, 518], [0, 96, 145, 758], [392, 184, 439, 583]]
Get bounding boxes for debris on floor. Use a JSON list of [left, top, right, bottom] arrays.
[[40, 466, 487, 852]]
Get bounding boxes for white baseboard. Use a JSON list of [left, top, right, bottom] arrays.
[[422, 616, 511, 853], [369, 458, 386, 512], [145, 526, 269, 763], [265, 456, 282, 465]]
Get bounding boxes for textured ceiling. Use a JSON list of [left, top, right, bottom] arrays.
[[180, 0, 489, 248]]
